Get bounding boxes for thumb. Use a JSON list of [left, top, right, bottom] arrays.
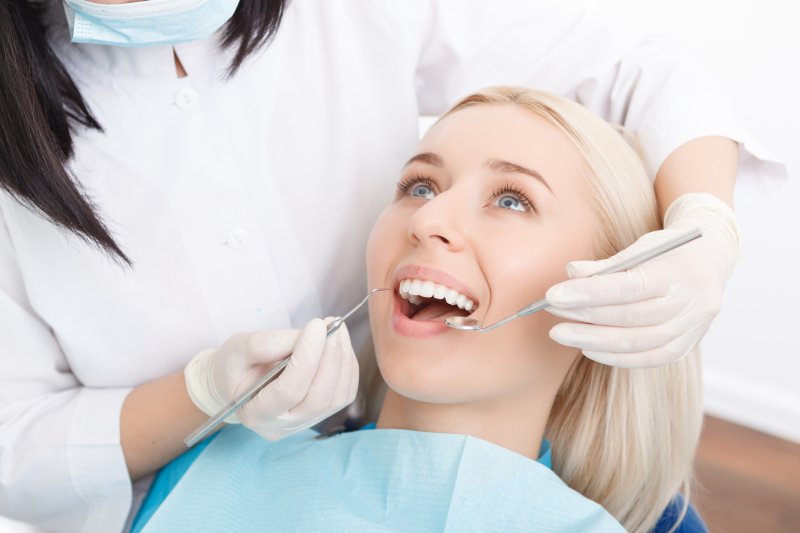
[[567, 229, 671, 279], [548, 251, 633, 307], [565, 257, 613, 279]]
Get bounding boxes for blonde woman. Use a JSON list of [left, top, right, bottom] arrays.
[[131, 88, 704, 533]]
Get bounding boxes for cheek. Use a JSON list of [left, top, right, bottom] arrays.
[[481, 232, 571, 315], [467, 230, 586, 382]]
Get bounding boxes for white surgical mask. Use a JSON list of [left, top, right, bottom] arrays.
[[62, 0, 241, 47]]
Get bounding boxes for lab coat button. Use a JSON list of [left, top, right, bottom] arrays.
[[227, 228, 248, 250], [175, 88, 199, 111]]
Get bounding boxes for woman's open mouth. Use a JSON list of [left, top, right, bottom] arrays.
[[398, 278, 478, 321]]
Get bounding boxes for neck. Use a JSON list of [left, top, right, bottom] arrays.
[[376, 385, 558, 460]]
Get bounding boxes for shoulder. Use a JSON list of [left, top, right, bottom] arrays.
[[653, 496, 708, 533]]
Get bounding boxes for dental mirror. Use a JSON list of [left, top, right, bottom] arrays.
[[447, 317, 482, 330], [446, 228, 702, 333]]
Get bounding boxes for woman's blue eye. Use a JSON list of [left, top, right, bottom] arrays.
[[495, 194, 526, 212], [397, 175, 437, 200], [490, 184, 534, 213], [409, 183, 435, 200]]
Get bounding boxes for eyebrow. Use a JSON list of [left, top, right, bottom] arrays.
[[404, 152, 443, 168], [485, 158, 552, 193], [403, 152, 553, 193]]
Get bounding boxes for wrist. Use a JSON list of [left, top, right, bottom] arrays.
[[664, 192, 741, 276], [184, 348, 240, 423]]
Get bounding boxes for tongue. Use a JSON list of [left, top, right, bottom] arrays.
[[412, 300, 468, 321]]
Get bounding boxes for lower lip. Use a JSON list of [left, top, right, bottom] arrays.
[[391, 293, 451, 338]]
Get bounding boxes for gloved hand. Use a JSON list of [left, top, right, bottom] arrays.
[[184, 317, 359, 441], [545, 192, 740, 368]]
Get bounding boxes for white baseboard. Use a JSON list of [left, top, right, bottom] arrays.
[[703, 368, 800, 443]]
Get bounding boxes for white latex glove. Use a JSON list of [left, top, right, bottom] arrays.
[[184, 317, 359, 441], [545, 193, 740, 368]]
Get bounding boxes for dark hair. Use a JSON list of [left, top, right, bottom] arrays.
[[0, 0, 288, 264]]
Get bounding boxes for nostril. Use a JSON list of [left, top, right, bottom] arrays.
[[432, 234, 450, 245]]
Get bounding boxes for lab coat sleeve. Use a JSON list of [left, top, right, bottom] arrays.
[[0, 207, 133, 532], [411, 0, 787, 201]]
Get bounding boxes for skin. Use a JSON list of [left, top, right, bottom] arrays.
[[654, 136, 737, 218], [367, 104, 599, 459], [120, 371, 209, 481]]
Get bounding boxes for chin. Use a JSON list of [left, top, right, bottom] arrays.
[[376, 349, 482, 405]]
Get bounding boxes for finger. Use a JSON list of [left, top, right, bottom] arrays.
[[546, 264, 671, 309], [328, 325, 357, 408], [583, 325, 707, 368], [285, 326, 349, 423], [347, 354, 360, 405], [290, 323, 358, 422], [322, 316, 340, 327], [245, 318, 327, 418], [245, 316, 338, 365], [548, 312, 703, 354], [341, 327, 360, 406], [343, 326, 360, 405], [544, 288, 691, 327], [245, 329, 302, 363]]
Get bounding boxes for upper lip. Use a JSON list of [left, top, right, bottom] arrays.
[[392, 264, 481, 308]]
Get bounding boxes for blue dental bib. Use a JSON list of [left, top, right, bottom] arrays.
[[141, 425, 624, 532]]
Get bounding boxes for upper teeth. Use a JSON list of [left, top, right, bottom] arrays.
[[399, 279, 476, 312]]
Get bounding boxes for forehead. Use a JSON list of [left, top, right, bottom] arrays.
[[419, 104, 587, 193]]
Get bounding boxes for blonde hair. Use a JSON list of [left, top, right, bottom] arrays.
[[438, 87, 702, 533]]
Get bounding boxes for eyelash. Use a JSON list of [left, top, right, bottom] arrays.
[[397, 173, 435, 194], [490, 184, 535, 213], [397, 175, 535, 213]]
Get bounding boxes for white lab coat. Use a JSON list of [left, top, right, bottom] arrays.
[[0, 1, 784, 532]]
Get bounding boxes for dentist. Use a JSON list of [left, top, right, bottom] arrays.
[[0, 0, 784, 531]]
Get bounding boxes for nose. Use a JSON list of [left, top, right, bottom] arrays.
[[407, 190, 466, 251]]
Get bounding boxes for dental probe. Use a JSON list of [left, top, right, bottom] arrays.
[[185, 288, 391, 447], [446, 227, 702, 333]]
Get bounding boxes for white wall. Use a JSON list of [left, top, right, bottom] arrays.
[[583, 0, 800, 442]]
